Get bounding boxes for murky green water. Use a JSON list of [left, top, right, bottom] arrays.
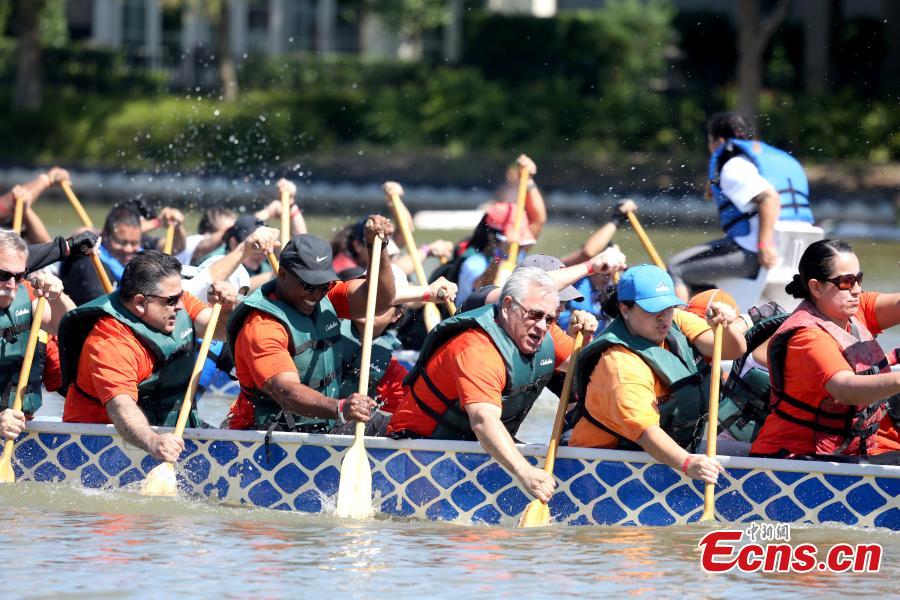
[[4, 198, 897, 597]]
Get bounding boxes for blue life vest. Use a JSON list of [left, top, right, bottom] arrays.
[[709, 138, 814, 240], [97, 244, 126, 284], [557, 277, 606, 332]]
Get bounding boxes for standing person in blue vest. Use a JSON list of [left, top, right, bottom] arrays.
[[60, 203, 187, 306], [668, 112, 815, 301]]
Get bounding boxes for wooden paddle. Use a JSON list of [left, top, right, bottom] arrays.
[[266, 251, 280, 273], [0, 297, 47, 484], [335, 231, 382, 519], [11, 189, 24, 234], [142, 302, 223, 496], [493, 166, 529, 287], [519, 331, 584, 527], [699, 323, 724, 522], [163, 223, 176, 255], [91, 255, 114, 294], [624, 210, 665, 269], [385, 190, 442, 332], [280, 189, 291, 249], [60, 181, 94, 229]]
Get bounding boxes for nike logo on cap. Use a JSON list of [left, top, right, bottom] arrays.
[[316, 255, 327, 263]]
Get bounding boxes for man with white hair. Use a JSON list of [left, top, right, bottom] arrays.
[[0, 230, 76, 440], [387, 266, 595, 502]]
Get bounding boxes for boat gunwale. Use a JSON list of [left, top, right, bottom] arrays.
[[23, 420, 900, 479]]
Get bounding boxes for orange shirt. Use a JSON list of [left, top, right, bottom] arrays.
[[228, 282, 353, 429], [751, 292, 897, 455], [62, 293, 209, 424], [569, 310, 712, 448], [377, 357, 409, 414], [387, 323, 575, 437]]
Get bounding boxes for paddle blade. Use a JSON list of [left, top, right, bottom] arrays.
[[335, 437, 373, 519], [0, 441, 15, 484], [141, 462, 177, 497], [518, 498, 550, 528]]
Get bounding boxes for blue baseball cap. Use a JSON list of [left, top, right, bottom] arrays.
[[617, 264, 685, 313]]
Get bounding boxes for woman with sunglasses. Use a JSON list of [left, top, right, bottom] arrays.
[[569, 265, 748, 485], [751, 239, 900, 463]]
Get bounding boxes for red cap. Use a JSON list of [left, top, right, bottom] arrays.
[[484, 202, 536, 246]]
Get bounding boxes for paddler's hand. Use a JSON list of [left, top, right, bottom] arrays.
[[28, 271, 65, 300], [11, 185, 33, 207], [276, 178, 297, 201], [207, 281, 238, 310], [66, 230, 101, 257], [339, 393, 377, 423], [150, 432, 185, 463], [47, 166, 71, 185], [158, 207, 185, 229], [590, 246, 627, 277], [616, 198, 638, 216], [683, 454, 723, 485], [382, 181, 404, 199], [427, 239, 454, 261], [364, 214, 394, 246], [706, 301, 738, 328], [516, 154, 537, 177], [567, 310, 598, 338], [514, 462, 556, 503], [1, 408, 26, 441], [428, 277, 457, 303], [758, 243, 778, 269], [243, 226, 280, 259]]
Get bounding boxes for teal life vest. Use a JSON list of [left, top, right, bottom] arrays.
[[709, 138, 815, 240], [575, 317, 709, 451], [402, 304, 556, 441], [719, 312, 789, 442], [226, 280, 343, 431], [0, 285, 45, 416], [337, 320, 401, 399], [58, 292, 199, 427]]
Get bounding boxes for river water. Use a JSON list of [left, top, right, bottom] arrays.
[[2, 203, 898, 597]]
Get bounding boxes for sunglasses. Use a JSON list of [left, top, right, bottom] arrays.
[[145, 291, 184, 307], [0, 268, 27, 284], [300, 280, 335, 294], [822, 271, 864, 291], [511, 298, 557, 326]]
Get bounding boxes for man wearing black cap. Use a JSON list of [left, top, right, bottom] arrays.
[[225, 216, 397, 431]]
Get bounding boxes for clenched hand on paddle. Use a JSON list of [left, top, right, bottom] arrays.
[[335, 225, 385, 519]]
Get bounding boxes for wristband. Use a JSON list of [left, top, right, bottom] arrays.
[[757, 240, 774, 249], [421, 290, 432, 301], [681, 455, 692, 475], [419, 244, 430, 257], [336, 399, 347, 425], [583, 260, 595, 275]]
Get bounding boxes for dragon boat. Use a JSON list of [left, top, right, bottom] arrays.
[[8, 421, 899, 530]]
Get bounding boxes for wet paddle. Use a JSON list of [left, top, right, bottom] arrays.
[[0, 297, 47, 484], [91, 255, 114, 294], [60, 181, 95, 229], [519, 331, 584, 527], [699, 323, 724, 522], [267, 251, 280, 273], [11, 188, 24, 234], [163, 223, 176, 255], [335, 232, 382, 519], [385, 189, 442, 331], [142, 302, 223, 497], [280, 189, 291, 249], [624, 210, 665, 269], [494, 166, 529, 287]]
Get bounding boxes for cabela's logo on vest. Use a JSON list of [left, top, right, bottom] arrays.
[[14, 309, 29, 317], [540, 358, 553, 366], [181, 329, 193, 339], [325, 321, 339, 331]]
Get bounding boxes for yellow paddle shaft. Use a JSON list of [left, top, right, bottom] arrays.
[[60, 181, 94, 229], [11, 194, 24, 233], [280, 189, 290, 249], [0, 297, 47, 481], [493, 166, 529, 286], [163, 223, 175, 255], [91, 255, 114, 294], [267, 251, 280, 273], [700, 323, 724, 521], [354, 232, 383, 433], [625, 211, 665, 269], [172, 303, 222, 438], [544, 332, 584, 475]]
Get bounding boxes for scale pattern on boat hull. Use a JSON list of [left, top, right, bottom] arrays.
[[10, 424, 899, 530]]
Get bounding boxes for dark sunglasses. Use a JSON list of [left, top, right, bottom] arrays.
[[300, 280, 336, 294], [0, 268, 27, 284], [511, 298, 557, 325], [145, 291, 184, 307], [822, 271, 863, 291]]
